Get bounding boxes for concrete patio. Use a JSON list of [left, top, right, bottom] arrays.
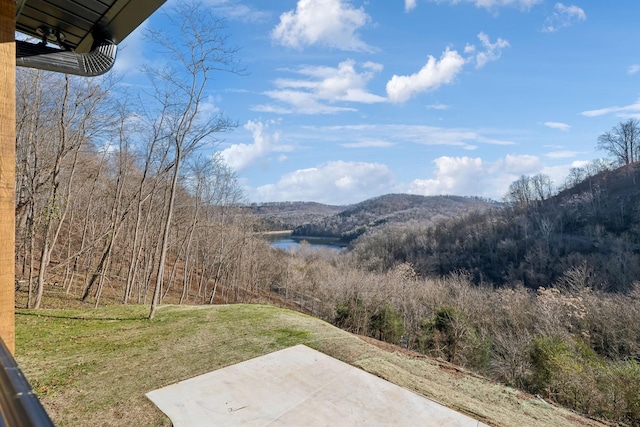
[[147, 344, 488, 426]]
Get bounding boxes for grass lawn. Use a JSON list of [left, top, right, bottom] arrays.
[[16, 304, 605, 427]]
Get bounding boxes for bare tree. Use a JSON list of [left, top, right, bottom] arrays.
[[530, 173, 553, 202], [15, 69, 113, 308], [504, 175, 533, 208], [146, 1, 242, 319], [82, 101, 139, 307], [597, 119, 640, 166]]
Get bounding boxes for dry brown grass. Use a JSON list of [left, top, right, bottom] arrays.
[[16, 303, 606, 427]]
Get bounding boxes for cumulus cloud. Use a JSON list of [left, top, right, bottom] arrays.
[[465, 32, 510, 69], [254, 59, 386, 114], [386, 32, 507, 103], [219, 120, 293, 171], [253, 161, 395, 204], [544, 121, 571, 131], [405, 0, 417, 11], [404, 154, 545, 200], [405, 156, 486, 196], [581, 98, 640, 118], [542, 3, 586, 33], [271, 0, 373, 52], [494, 154, 542, 175], [248, 152, 583, 204], [386, 49, 466, 103], [541, 160, 589, 187]]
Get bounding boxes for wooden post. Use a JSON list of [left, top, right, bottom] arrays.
[[0, 0, 16, 354]]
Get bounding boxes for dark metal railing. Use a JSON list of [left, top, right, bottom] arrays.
[[0, 338, 54, 426]]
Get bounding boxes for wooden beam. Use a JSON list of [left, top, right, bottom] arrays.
[[0, 0, 16, 354]]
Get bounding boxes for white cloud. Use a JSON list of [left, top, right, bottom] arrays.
[[385, 33, 506, 103], [341, 139, 395, 148], [494, 154, 542, 175], [403, 154, 541, 199], [472, 154, 536, 198], [219, 120, 293, 171], [468, 32, 510, 69], [255, 90, 358, 115], [488, 155, 544, 198], [542, 160, 589, 187], [427, 103, 450, 110], [386, 48, 465, 103], [628, 65, 640, 75], [248, 152, 584, 204], [200, 0, 270, 22], [254, 161, 394, 204], [405, 0, 417, 11], [545, 150, 579, 159], [425, 0, 542, 11], [542, 3, 586, 33], [271, 0, 373, 52], [405, 156, 486, 196], [255, 59, 385, 114], [581, 98, 640, 118], [401, 153, 585, 201], [304, 123, 514, 148], [544, 121, 571, 131]]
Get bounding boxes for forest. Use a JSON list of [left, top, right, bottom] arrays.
[[351, 160, 640, 293], [13, 6, 640, 426]]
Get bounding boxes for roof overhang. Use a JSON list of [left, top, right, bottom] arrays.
[[15, 0, 166, 76]]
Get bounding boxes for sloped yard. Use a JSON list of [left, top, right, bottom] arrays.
[[16, 304, 605, 426]]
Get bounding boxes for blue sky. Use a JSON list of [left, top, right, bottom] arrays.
[[113, 0, 640, 205]]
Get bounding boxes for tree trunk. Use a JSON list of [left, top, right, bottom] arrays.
[[150, 146, 181, 319]]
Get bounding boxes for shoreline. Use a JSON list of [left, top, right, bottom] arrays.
[[256, 230, 293, 236]]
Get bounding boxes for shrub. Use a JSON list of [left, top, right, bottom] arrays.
[[369, 303, 404, 344], [528, 336, 605, 415], [415, 306, 490, 371], [334, 297, 367, 334], [612, 360, 640, 426]]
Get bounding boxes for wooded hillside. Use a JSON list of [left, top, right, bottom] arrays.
[[14, 6, 264, 315], [352, 163, 640, 293], [291, 193, 496, 241], [246, 201, 344, 231]]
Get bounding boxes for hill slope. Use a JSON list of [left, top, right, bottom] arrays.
[[247, 201, 345, 231], [16, 304, 603, 427], [292, 194, 496, 241], [352, 164, 640, 291]]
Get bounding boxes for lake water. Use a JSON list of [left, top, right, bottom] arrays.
[[268, 235, 345, 252]]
